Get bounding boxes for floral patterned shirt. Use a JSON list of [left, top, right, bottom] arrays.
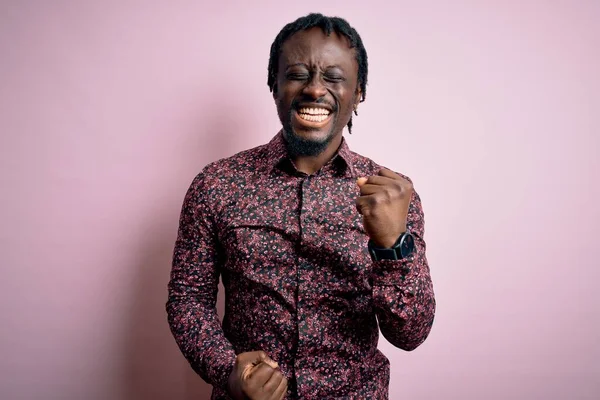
[[166, 131, 435, 399]]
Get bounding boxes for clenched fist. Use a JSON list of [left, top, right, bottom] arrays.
[[356, 168, 413, 248], [227, 351, 288, 400]]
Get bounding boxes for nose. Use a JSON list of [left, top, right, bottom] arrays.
[[302, 75, 327, 99]]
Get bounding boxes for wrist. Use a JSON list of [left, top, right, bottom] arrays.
[[227, 368, 242, 400], [372, 237, 398, 249], [372, 229, 407, 249], [368, 231, 415, 261]]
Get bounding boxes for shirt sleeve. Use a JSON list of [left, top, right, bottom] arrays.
[[371, 189, 436, 351], [166, 172, 236, 390]]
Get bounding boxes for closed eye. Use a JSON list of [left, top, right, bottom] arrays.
[[287, 73, 309, 80], [324, 75, 345, 83]]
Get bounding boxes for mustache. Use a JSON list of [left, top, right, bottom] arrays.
[[291, 97, 337, 112]]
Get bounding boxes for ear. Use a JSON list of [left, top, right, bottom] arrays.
[[354, 86, 362, 108], [272, 84, 278, 100]]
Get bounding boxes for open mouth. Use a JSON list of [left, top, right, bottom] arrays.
[[293, 106, 334, 127]]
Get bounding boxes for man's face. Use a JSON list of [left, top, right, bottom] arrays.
[[274, 28, 361, 156]]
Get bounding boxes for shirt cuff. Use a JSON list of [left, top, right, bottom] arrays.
[[371, 258, 414, 286], [206, 347, 237, 392]]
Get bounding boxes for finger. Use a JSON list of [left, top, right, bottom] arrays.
[[356, 177, 368, 187], [263, 369, 283, 394], [365, 175, 398, 186], [242, 353, 277, 381], [263, 358, 279, 370], [378, 167, 402, 180], [358, 175, 397, 188], [357, 183, 387, 196], [359, 178, 412, 198], [257, 351, 279, 369], [241, 355, 264, 382], [271, 376, 288, 400], [246, 362, 276, 387], [241, 361, 255, 381], [355, 194, 379, 216]]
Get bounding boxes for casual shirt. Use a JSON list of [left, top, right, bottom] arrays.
[[167, 131, 435, 399]]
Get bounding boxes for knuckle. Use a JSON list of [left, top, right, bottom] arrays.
[[260, 363, 274, 373], [393, 188, 405, 201], [383, 188, 394, 201], [371, 194, 385, 205], [361, 207, 372, 217]]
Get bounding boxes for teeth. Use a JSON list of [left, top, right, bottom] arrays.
[[297, 107, 331, 123], [299, 113, 329, 122], [298, 107, 330, 115]]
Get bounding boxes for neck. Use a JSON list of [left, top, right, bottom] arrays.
[[289, 134, 343, 175]]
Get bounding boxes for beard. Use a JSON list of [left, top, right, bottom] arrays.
[[282, 127, 336, 157], [281, 102, 338, 157]]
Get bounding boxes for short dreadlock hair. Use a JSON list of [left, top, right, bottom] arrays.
[[267, 13, 368, 133]]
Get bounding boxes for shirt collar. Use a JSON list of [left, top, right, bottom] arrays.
[[263, 131, 357, 178]]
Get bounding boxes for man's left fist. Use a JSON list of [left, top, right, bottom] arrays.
[[356, 168, 413, 248]]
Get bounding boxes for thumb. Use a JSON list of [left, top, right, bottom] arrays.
[[241, 352, 278, 381], [257, 351, 279, 369], [356, 177, 368, 187]]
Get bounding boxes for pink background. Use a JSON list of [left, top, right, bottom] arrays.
[[1, 1, 599, 399]]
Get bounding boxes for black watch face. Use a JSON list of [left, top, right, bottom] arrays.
[[401, 234, 415, 257]]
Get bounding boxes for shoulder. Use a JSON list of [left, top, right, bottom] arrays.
[[190, 142, 270, 191], [349, 149, 414, 184]]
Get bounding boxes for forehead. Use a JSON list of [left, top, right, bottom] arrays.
[[279, 27, 357, 69]]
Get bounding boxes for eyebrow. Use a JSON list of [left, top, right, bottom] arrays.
[[285, 63, 343, 70], [285, 63, 308, 70]]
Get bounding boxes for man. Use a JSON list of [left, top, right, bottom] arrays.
[[167, 13, 435, 400]]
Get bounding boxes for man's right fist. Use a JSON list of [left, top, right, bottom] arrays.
[[227, 351, 288, 400]]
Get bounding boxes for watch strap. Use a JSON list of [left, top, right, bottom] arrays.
[[368, 231, 414, 261]]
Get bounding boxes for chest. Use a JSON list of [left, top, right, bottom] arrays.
[[215, 174, 372, 288]]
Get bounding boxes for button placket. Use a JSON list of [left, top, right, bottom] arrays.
[[294, 175, 316, 393]]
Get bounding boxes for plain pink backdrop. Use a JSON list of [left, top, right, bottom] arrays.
[[1, 1, 598, 399]]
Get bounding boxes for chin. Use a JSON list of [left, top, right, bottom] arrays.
[[291, 126, 330, 142], [283, 127, 333, 157]]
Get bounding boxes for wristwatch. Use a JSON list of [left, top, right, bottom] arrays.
[[368, 231, 415, 261]]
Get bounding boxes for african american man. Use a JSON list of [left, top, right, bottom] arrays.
[[167, 13, 436, 400]]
